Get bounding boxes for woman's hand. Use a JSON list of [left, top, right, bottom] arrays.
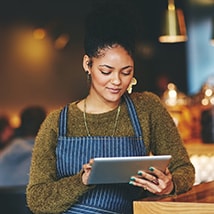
[[129, 167, 174, 195], [82, 159, 94, 185]]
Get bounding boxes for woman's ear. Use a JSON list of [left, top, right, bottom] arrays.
[[83, 55, 90, 72]]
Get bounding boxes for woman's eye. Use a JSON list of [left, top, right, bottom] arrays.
[[122, 71, 132, 76], [122, 72, 130, 76], [101, 70, 111, 75]]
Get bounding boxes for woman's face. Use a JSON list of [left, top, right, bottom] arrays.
[[84, 45, 134, 104]]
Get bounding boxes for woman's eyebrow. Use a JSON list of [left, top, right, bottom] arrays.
[[121, 65, 134, 70], [98, 64, 133, 69], [98, 64, 114, 69]]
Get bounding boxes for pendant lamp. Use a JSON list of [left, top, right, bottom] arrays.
[[159, 0, 187, 43]]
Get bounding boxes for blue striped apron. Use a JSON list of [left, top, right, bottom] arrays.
[[56, 94, 146, 214]]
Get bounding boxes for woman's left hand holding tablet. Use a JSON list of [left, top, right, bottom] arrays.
[[129, 167, 174, 195]]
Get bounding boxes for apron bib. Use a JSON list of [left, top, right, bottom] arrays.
[[56, 94, 146, 214]]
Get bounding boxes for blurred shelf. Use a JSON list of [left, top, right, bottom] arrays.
[[184, 139, 214, 156]]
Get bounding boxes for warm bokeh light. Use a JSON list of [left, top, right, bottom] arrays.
[[210, 97, 214, 105], [54, 33, 70, 50], [201, 98, 210, 106], [33, 28, 47, 40], [10, 115, 21, 128], [205, 88, 213, 97], [10, 26, 55, 70]]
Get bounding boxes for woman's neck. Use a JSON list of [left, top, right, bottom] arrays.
[[82, 95, 121, 114]]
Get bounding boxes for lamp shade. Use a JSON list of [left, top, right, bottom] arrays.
[[159, 1, 187, 43]]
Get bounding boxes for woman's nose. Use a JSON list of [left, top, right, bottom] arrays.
[[111, 74, 121, 85]]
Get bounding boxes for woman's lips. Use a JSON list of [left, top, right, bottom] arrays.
[[107, 87, 121, 93]]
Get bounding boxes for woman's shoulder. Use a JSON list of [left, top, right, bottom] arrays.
[[44, 101, 79, 123], [46, 107, 63, 120], [127, 91, 165, 114], [130, 91, 161, 104]]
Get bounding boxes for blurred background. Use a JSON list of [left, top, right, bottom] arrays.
[[1, 0, 214, 191], [1, 0, 214, 128]]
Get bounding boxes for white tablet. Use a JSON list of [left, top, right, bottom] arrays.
[[87, 155, 172, 185]]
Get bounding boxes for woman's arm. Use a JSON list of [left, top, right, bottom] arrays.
[[26, 110, 94, 214], [148, 93, 195, 194], [133, 92, 195, 195]]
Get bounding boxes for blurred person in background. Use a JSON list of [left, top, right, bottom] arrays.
[[0, 106, 46, 186], [0, 116, 14, 151]]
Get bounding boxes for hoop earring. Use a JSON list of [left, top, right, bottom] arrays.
[[127, 77, 137, 94]]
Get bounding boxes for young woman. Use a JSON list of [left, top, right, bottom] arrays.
[[26, 9, 195, 214]]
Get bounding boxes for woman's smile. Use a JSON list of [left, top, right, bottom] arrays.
[[106, 87, 121, 94]]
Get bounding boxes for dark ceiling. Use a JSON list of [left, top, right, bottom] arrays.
[[0, 1, 186, 34]]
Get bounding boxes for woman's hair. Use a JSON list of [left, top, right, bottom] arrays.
[[84, 3, 137, 60]]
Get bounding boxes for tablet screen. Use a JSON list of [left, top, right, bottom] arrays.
[[87, 155, 172, 185]]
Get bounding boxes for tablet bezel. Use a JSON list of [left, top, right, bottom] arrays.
[[87, 155, 172, 185]]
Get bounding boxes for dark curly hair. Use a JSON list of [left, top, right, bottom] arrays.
[[84, 2, 137, 61]]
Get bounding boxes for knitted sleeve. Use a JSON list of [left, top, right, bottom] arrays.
[[133, 92, 195, 194], [26, 110, 94, 214]]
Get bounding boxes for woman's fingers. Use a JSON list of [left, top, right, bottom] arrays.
[[129, 167, 174, 195], [82, 161, 93, 185]]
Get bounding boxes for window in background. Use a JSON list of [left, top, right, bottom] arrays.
[[187, 3, 214, 95]]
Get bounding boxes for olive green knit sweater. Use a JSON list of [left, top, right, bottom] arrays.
[[26, 92, 195, 214]]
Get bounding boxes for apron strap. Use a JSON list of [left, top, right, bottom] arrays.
[[59, 104, 69, 137], [123, 93, 143, 139]]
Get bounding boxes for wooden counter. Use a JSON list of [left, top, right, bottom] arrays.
[[133, 181, 214, 214]]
